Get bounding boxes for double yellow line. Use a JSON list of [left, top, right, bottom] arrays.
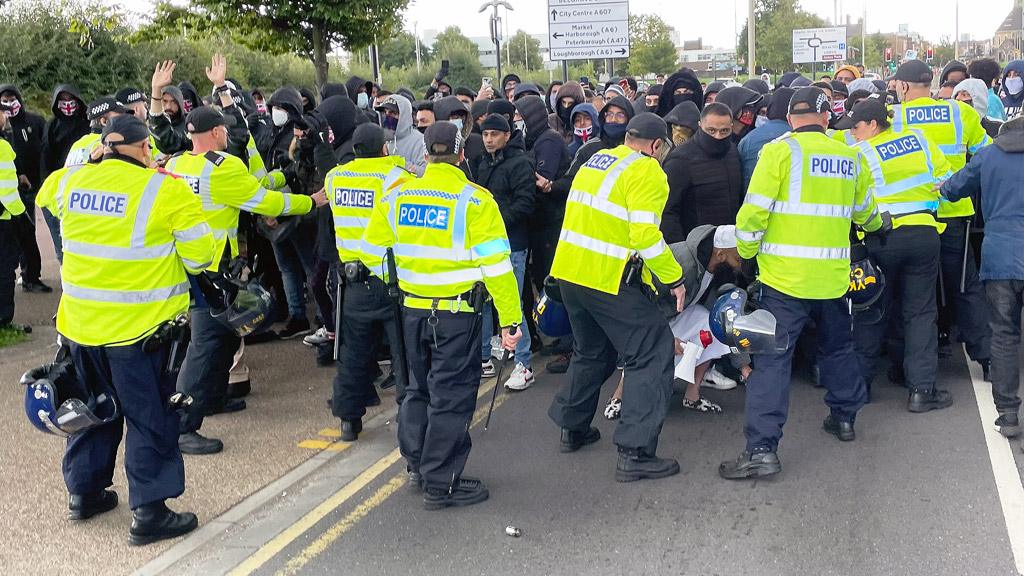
[[228, 377, 510, 576]]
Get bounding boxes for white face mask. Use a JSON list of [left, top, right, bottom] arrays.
[[357, 93, 369, 109], [514, 119, 526, 134], [450, 118, 464, 132], [754, 115, 768, 128], [271, 108, 289, 127], [1006, 76, 1024, 95]]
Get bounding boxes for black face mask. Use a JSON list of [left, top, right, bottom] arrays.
[[674, 92, 696, 107], [416, 125, 428, 134], [696, 128, 732, 156], [711, 262, 749, 290]]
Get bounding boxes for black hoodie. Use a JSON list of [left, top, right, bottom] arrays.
[[313, 95, 363, 262], [470, 129, 535, 251], [320, 83, 348, 101], [940, 60, 969, 84], [149, 85, 190, 154], [177, 81, 202, 114], [515, 95, 570, 226], [41, 83, 89, 181], [656, 69, 703, 118], [344, 76, 366, 106], [0, 84, 45, 190], [298, 87, 317, 113]]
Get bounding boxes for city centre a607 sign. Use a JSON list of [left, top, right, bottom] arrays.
[[548, 0, 630, 61]]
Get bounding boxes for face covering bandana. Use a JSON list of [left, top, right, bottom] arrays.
[[737, 109, 755, 127], [57, 99, 78, 117], [754, 115, 768, 128], [357, 92, 369, 109], [382, 115, 399, 131], [417, 125, 428, 134], [1006, 76, 1024, 95], [573, 125, 593, 142], [255, 101, 267, 114], [673, 93, 694, 107], [832, 100, 846, 117], [549, 93, 558, 112], [697, 128, 732, 156], [271, 108, 290, 127], [181, 99, 193, 114], [514, 119, 526, 134], [3, 99, 21, 117], [603, 122, 627, 139]]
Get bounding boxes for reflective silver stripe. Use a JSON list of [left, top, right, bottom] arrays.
[[383, 166, 406, 191], [744, 193, 775, 211], [282, 193, 291, 215], [853, 196, 874, 214], [63, 240, 175, 260], [181, 257, 213, 271], [240, 187, 269, 212], [637, 238, 668, 260], [558, 229, 630, 259], [173, 221, 211, 243], [393, 244, 472, 261], [0, 179, 17, 188], [62, 280, 190, 304], [0, 161, 16, 170], [783, 138, 804, 204], [0, 191, 20, 205], [596, 152, 643, 200], [334, 216, 366, 228], [131, 172, 166, 248], [629, 210, 660, 225], [481, 260, 513, 278], [759, 242, 849, 260], [198, 159, 221, 211], [771, 201, 852, 219], [55, 165, 86, 220], [736, 229, 763, 242], [396, 266, 482, 285], [568, 189, 628, 220], [362, 241, 387, 260], [212, 228, 238, 240]]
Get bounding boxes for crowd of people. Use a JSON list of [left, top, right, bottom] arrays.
[[3, 50, 1024, 540]]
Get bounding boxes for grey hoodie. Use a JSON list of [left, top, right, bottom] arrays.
[[383, 94, 425, 176]]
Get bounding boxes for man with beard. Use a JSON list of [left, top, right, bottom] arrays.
[[148, 60, 190, 155]]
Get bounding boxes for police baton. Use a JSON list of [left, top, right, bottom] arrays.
[[385, 248, 410, 393], [484, 325, 516, 431]]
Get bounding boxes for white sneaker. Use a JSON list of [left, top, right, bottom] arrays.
[[503, 362, 535, 391], [481, 360, 496, 378], [303, 326, 333, 347], [701, 365, 738, 390]]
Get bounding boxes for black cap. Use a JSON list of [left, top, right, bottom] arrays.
[[847, 96, 889, 126], [413, 99, 434, 112], [833, 90, 876, 130], [115, 87, 146, 106], [423, 121, 463, 156], [788, 87, 831, 115], [488, 99, 516, 120], [87, 96, 127, 121], [480, 114, 510, 133], [625, 112, 668, 140], [374, 99, 399, 114], [894, 60, 933, 84], [352, 123, 387, 158], [101, 115, 149, 146], [185, 106, 235, 133]]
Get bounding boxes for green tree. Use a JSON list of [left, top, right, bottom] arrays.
[[623, 14, 678, 76], [932, 36, 956, 68], [502, 30, 542, 71], [378, 30, 422, 70], [194, 0, 410, 90], [847, 33, 889, 70], [430, 26, 482, 90], [737, 0, 827, 73]]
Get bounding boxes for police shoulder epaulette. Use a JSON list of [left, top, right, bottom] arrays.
[[204, 151, 226, 166]]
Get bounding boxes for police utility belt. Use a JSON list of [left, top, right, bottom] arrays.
[[402, 282, 489, 315], [341, 260, 372, 285]]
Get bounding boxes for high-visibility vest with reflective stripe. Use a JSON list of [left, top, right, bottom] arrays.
[[244, 135, 286, 190], [0, 140, 24, 220], [64, 133, 100, 167], [855, 128, 952, 231], [737, 130, 882, 300], [164, 150, 313, 272], [363, 162, 522, 327], [325, 155, 411, 273], [890, 98, 991, 218], [829, 128, 857, 146], [35, 159, 216, 346], [550, 144, 682, 295]]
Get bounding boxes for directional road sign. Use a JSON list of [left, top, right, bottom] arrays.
[[548, 0, 630, 61], [792, 26, 847, 64]]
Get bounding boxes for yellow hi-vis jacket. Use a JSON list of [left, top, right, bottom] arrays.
[[550, 144, 682, 295], [0, 139, 25, 220], [163, 150, 313, 272], [64, 132, 161, 167], [854, 128, 952, 231], [37, 159, 216, 345], [736, 129, 883, 300], [325, 155, 412, 274], [890, 97, 991, 218], [363, 162, 523, 328], [244, 134, 287, 190]]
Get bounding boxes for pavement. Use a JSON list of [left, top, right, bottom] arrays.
[[7, 213, 1024, 575]]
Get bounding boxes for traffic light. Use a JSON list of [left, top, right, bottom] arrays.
[[926, 47, 934, 61], [884, 47, 893, 62]]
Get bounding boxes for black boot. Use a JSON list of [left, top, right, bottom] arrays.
[[227, 380, 251, 399], [979, 360, 992, 383], [823, 415, 856, 442], [129, 501, 198, 546], [178, 432, 224, 455], [560, 427, 601, 453], [888, 363, 906, 386], [407, 467, 423, 493], [203, 398, 246, 416], [907, 388, 953, 413], [68, 490, 118, 520], [341, 419, 362, 442], [718, 450, 781, 480], [615, 449, 680, 482], [997, 413, 1021, 438], [423, 477, 489, 510]]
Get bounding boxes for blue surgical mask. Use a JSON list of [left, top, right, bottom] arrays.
[[451, 118, 464, 132], [754, 115, 768, 128], [357, 92, 369, 109], [603, 122, 627, 139]]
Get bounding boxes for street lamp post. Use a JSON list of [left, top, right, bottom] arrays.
[[748, 0, 756, 77], [479, 0, 513, 85]]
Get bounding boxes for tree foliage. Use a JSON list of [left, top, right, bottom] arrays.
[[502, 30, 543, 72], [847, 33, 890, 70], [738, 0, 827, 73], [429, 27, 482, 90], [377, 30, 422, 70], [623, 14, 678, 76]]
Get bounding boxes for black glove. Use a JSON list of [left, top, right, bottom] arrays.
[[741, 257, 758, 281], [867, 211, 892, 246], [434, 60, 449, 83]]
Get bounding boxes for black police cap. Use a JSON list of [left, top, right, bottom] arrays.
[[423, 121, 463, 156], [625, 112, 668, 140], [101, 114, 149, 146], [352, 123, 387, 158], [87, 96, 128, 121], [894, 60, 934, 84], [115, 87, 147, 106], [185, 106, 236, 133], [848, 96, 890, 126], [788, 87, 830, 115]]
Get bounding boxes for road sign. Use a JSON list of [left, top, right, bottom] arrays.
[[792, 27, 847, 64], [547, 0, 630, 61]]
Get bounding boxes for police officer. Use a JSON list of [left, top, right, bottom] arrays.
[[363, 121, 522, 509], [547, 112, 686, 483], [35, 115, 216, 544], [326, 123, 413, 441], [722, 87, 887, 480], [64, 97, 128, 167], [165, 106, 325, 455], [890, 59, 993, 379], [847, 97, 956, 411], [0, 122, 27, 331]]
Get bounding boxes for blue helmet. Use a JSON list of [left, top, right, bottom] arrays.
[[534, 290, 572, 338], [709, 286, 789, 353], [848, 245, 885, 310], [22, 351, 119, 437]]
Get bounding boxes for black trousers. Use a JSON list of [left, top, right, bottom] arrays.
[[548, 280, 675, 455], [398, 308, 482, 491], [176, 307, 240, 434], [0, 219, 17, 325], [332, 276, 405, 420], [14, 191, 41, 283], [62, 340, 184, 509], [938, 218, 991, 361], [854, 226, 940, 392], [986, 280, 1024, 415]]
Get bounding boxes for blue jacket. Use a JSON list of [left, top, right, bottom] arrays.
[[737, 119, 790, 191], [567, 103, 601, 157], [941, 128, 1024, 280]]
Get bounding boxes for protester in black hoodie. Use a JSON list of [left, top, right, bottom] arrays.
[[940, 60, 969, 85], [0, 84, 49, 292], [656, 68, 704, 118], [39, 84, 88, 263], [712, 86, 764, 142]]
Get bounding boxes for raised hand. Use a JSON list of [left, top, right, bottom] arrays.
[[205, 53, 227, 87], [151, 60, 176, 93]]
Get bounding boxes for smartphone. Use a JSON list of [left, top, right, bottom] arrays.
[[482, 77, 492, 87]]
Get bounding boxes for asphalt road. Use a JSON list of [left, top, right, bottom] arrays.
[[161, 346, 1023, 576]]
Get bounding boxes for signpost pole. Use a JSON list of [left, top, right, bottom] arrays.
[[562, 59, 569, 82]]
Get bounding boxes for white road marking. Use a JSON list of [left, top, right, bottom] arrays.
[[967, 348, 1024, 576]]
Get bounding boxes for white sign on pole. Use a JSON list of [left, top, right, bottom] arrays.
[[547, 0, 630, 61], [792, 27, 847, 64]]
